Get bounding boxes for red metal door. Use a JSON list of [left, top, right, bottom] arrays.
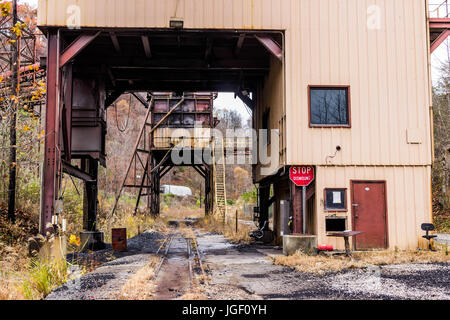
[[351, 181, 387, 249]]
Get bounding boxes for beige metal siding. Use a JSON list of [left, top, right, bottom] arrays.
[[38, 0, 432, 167], [315, 165, 432, 250], [255, 56, 284, 181], [38, 0, 287, 29], [286, 0, 431, 167]]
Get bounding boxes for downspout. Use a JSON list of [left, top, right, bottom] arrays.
[[425, 0, 435, 224]]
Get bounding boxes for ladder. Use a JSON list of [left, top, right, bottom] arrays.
[[212, 137, 228, 223]]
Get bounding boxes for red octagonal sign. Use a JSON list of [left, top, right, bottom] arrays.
[[290, 166, 315, 187]]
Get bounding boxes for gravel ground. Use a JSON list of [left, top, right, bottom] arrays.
[[436, 233, 450, 246], [45, 229, 449, 300], [46, 230, 165, 300], [197, 231, 450, 300]]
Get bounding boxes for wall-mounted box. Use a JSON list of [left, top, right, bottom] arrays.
[[407, 128, 423, 144]]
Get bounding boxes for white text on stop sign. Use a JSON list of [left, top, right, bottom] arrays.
[[292, 166, 311, 174]]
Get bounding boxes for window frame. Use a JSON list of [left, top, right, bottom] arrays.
[[308, 85, 352, 128], [323, 188, 348, 212]]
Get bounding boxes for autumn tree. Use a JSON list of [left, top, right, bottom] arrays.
[[0, 1, 45, 221], [432, 62, 450, 209]]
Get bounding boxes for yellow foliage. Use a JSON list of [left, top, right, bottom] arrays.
[[11, 22, 27, 38], [0, 2, 11, 17], [68, 234, 81, 247]]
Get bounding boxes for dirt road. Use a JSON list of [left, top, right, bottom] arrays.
[[46, 227, 450, 300]]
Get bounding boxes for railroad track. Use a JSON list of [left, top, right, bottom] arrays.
[[154, 230, 208, 290], [186, 237, 208, 286], [154, 233, 175, 276]]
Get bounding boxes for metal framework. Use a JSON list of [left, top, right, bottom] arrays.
[[110, 93, 218, 218], [0, 13, 45, 111], [429, 0, 450, 53], [38, 27, 278, 238]]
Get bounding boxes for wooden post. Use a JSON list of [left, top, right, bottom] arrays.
[[235, 209, 238, 233], [344, 236, 352, 257]]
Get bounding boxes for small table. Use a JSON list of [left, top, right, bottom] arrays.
[[327, 231, 363, 257]]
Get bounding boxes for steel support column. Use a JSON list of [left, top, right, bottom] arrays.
[[61, 64, 73, 161], [205, 165, 214, 216], [258, 185, 270, 230], [290, 183, 303, 234], [82, 158, 98, 231], [149, 156, 161, 216], [40, 31, 59, 234]]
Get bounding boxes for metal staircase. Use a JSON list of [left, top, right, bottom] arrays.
[[110, 96, 154, 217], [212, 137, 228, 223], [110, 96, 186, 217]]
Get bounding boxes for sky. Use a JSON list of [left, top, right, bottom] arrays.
[[21, 0, 37, 7], [21, 0, 448, 120]]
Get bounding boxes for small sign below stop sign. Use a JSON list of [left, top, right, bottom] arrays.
[[289, 166, 315, 187]]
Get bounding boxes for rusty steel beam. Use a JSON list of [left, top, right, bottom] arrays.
[[105, 66, 116, 87], [192, 165, 206, 178], [204, 37, 213, 61], [132, 92, 149, 108], [81, 158, 99, 232], [62, 160, 95, 182], [236, 91, 254, 110], [429, 18, 450, 30], [255, 35, 283, 61], [110, 32, 121, 54], [41, 31, 59, 234], [431, 29, 450, 53], [62, 64, 73, 162], [234, 34, 246, 57], [141, 35, 151, 58], [160, 166, 173, 179], [60, 31, 101, 68]]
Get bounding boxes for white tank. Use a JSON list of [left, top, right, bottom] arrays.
[[160, 185, 193, 197]]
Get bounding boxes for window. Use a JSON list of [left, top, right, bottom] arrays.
[[326, 217, 347, 232], [309, 86, 350, 127], [324, 188, 347, 211]]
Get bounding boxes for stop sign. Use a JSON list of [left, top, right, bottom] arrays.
[[290, 166, 314, 187]]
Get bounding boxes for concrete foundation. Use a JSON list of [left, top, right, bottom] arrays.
[[80, 231, 105, 251], [283, 234, 317, 255]]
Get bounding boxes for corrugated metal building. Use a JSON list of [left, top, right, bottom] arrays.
[[37, 0, 438, 250]]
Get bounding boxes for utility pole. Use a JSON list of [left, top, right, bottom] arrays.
[[8, 0, 18, 223]]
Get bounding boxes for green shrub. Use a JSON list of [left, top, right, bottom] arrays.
[[21, 258, 69, 300], [242, 187, 257, 203], [162, 193, 175, 207]]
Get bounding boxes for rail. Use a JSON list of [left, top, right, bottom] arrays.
[[154, 231, 208, 290], [430, 0, 449, 18], [153, 136, 253, 152]]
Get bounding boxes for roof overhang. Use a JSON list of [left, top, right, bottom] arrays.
[[46, 27, 283, 97]]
